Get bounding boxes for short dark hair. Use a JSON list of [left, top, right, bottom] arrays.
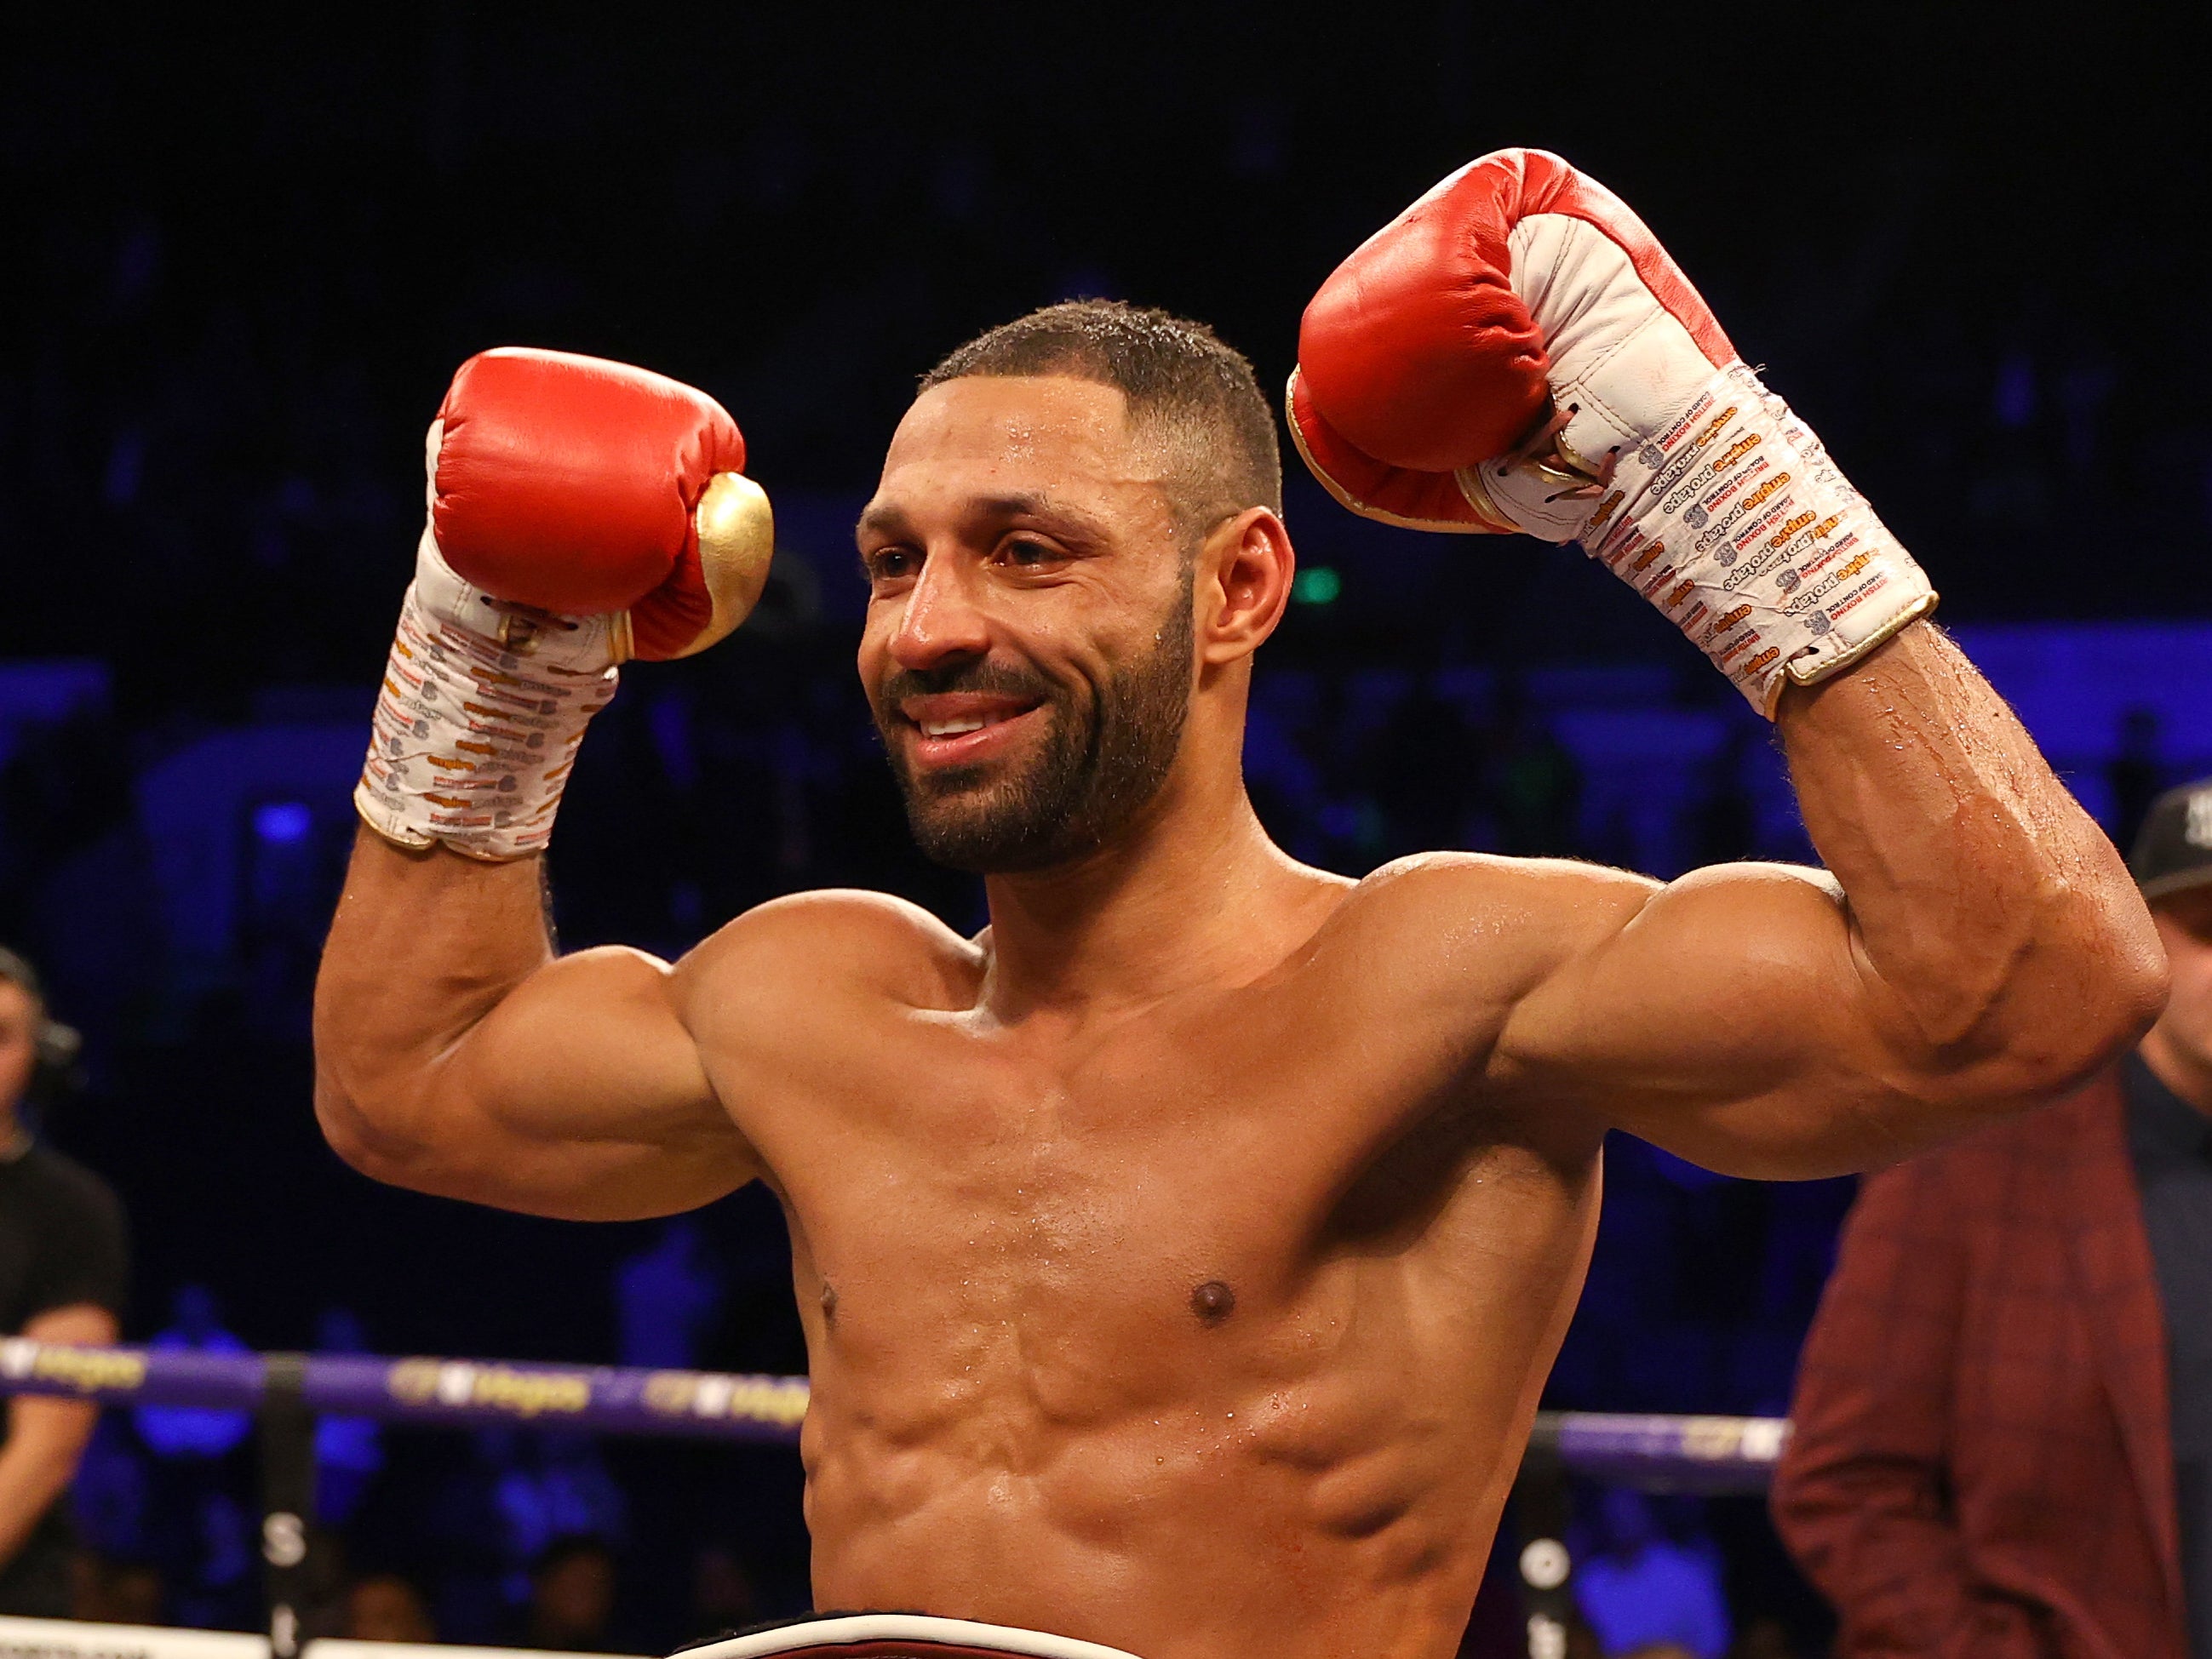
[[919, 300, 1282, 538]]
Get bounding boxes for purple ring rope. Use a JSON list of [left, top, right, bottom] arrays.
[[0, 1339, 806, 1444], [0, 1340, 1787, 1485]]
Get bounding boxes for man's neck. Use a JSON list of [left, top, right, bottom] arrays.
[[978, 778, 1341, 1026], [0, 1108, 29, 1164], [2140, 1024, 2212, 1119]]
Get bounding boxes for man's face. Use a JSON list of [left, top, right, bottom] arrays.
[[857, 376, 1196, 873], [0, 981, 37, 1118], [2152, 885, 2212, 1074]]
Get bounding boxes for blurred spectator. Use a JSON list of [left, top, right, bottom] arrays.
[[523, 1535, 620, 1652], [1726, 1618, 1794, 1659], [132, 1284, 251, 1460], [496, 1433, 629, 1572], [685, 1542, 759, 1644], [1775, 783, 2212, 1657], [1371, 675, 1481, 861], [346, 1570, 437, 1644], [1692, 725, 1761, 868], [2112, 706, 2169, 855], [1572, 1489, 1730, 1659], [426, 1427, 530, 1645], [614, 1220, 726, 1373], [0, 946, 127, 1617], [68, 1413, 152, 1564], [312, 1307, 385, 1527], [1488, 682, 1582, 860], [69, 1549, 163, 1625], [132, 1286, 256, 1628]]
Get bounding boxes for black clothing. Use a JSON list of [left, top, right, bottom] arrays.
[[2128, 1054, 2212, 1659], [0, 1136, 129, 1616]]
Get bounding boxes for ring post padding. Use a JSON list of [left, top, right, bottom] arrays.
[[1511, 1418, 1573, 1659], [258, 1353, 316, 1659]]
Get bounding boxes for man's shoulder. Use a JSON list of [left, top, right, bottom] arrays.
[[672, 887, 981, 1015], [1346, 848, 1656, 915], [1333, 851, 1658, 976]]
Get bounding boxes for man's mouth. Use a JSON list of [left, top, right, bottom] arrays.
[[896, 694, 1046, 767]]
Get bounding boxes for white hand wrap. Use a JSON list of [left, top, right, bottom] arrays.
[[1487, 363, 1934, 714], [1451, 207, 1936, 715], [354, 529, 622, 860]]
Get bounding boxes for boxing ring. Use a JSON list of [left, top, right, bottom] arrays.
[[0, 1339, 1785, 1659]]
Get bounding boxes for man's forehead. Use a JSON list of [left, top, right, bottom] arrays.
[[866, 374, 1173, 524]]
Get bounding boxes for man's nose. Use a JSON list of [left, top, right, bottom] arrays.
[[888, 554, 993, 671]]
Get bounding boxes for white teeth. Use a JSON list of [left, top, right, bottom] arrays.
[[920, 718, 989, 737]]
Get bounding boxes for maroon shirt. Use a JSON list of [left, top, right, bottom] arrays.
[[1773, 1074, 2187, 1659]]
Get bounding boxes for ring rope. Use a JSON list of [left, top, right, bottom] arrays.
[[0, 1339, 1784, 1488]]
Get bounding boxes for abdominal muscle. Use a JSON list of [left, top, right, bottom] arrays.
[[795, 1246, 1573, 1659]]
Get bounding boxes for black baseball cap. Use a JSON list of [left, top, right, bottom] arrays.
[[2132, 777, 2212, 901]]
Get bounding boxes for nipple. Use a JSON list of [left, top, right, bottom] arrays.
[[1190, 1279, 1236, 1324]]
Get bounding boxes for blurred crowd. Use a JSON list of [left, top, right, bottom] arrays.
[[3, 10, 2208, 1658]]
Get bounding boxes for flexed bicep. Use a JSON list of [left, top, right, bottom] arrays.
[[314, 832, 757, 1221], [1495, 860, 1968, 1180]]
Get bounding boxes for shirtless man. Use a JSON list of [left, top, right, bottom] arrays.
[[314, 152, 2165, 1659]]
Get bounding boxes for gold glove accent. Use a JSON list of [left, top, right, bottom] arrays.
[[610, 472, 777, 661]]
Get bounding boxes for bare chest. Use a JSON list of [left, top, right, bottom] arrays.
[[736, 1004, 1587, 1426]]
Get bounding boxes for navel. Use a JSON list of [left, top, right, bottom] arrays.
[[1190, 1279, 1236, 1324], [820, 1280, 840, 1320]]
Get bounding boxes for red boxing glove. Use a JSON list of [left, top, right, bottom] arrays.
[[1289, 150, 1934, 714], [433, 347, 773, 661], [358, 348, 773, 858]]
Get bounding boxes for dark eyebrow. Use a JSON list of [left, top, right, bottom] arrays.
[[976, 492, 1110, 534], [855, 492, 1114, 546], [855, 501, 913, 543]]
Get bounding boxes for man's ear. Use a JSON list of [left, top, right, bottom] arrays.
[[1198, 507, 1293, 666]]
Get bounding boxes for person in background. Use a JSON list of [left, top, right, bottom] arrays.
[[312, 1307, 385, 1527], [69, 1551, 163, 1626], [1774, 777, 2212, 1656], [522, 1535, 620, 1652], [1570, 1488, 1731, 1659], [131, 1284, 251, 1460], [346, 1570, 438, 1643], [0, 946, 129, 1617], [612, 1220, 725, 1373], [684, 1542, 759, 1646], [2111, 706, 2169, 856]]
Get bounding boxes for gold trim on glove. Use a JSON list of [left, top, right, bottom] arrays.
[[667, 472, 776, 659]]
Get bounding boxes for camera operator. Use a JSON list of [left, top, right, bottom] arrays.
[[0, 947, 128, 1617]]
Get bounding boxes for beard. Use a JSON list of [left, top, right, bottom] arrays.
[[874, 588, 1195, 874]]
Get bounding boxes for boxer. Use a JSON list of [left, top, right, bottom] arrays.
[[315, 153, 2164, 1659]]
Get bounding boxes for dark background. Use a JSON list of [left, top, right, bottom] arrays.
[[3, 3, 2208, 1652]]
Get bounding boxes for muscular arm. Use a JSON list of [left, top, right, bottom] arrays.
[[1498, 623, 2164, 1176], [312, 831, 757, 1221], [0, 1304, 117, 1571]]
